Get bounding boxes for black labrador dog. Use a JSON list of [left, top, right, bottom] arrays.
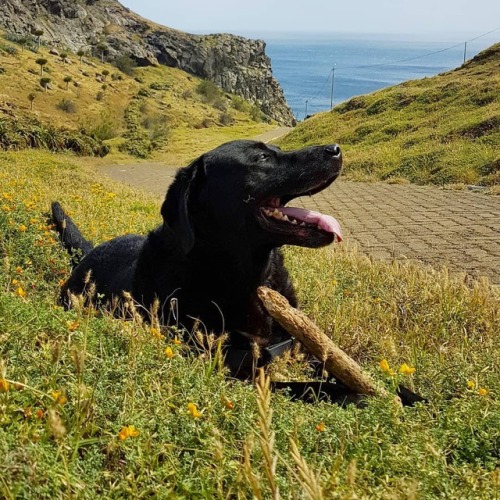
[[52, 140, 423, 405]]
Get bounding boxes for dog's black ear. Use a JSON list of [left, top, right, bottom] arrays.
[[161, 156, 205, 254]]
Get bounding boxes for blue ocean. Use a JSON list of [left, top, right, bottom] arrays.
[[253, 32, 499, 120]]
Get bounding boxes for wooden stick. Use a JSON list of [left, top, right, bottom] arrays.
[[257, 286, 390, 399]]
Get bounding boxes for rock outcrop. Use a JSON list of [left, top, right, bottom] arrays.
[[0, 0, 294, 125]]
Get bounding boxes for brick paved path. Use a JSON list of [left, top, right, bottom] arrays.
[[99, 163, 500, 285]]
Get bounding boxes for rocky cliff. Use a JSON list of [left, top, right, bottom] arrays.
[[0, 0, 294, 125]]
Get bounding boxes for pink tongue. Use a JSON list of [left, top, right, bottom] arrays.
[[280, 207, 343, 242]]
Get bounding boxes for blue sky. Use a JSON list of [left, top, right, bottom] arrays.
[[120, 0, 500, 38]]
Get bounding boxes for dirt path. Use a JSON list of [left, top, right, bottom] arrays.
[[98, 163, 500, 285]]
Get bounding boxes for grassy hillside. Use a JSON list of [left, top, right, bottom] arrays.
[[0, 149, 499, 497], [0, 32, 273, 164], [278, 44, 500, 187]]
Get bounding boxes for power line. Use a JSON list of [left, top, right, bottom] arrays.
[[302, 26, 499, 116], [338, 27, 500, 70]]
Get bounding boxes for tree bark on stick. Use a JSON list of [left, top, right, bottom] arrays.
[[257, 286, 390, 399]]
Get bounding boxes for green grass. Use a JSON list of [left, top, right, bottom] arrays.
[[0, 150, 499, 498], [278, 44, 500, 187]]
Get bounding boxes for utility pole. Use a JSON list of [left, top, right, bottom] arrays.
[[304, 99, 308, 120], [463, 41, 467, 64], [330, 66, 335, 110]]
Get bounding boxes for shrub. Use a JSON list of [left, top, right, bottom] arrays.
[[96, 91, 105, 101], [231, 96, 250, 112], [213, 97, 227, 111], [250, 106, 264, 122], [196, 80, 220, 102], [0, 114, 108, 156], [201, 118, 213, 128], [335, 96, 367, 114], [114, 54, 137, 76], [219, 112, 235, 126], [87, 111, 119, 141], [1, 44, 18, 56], [56, 99, 77, 114], [149, 82, 171, 91]]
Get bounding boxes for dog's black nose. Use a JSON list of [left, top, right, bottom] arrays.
[[325, 144, 341, 158]]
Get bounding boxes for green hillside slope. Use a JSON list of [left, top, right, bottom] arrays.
[[0, 32, 273, 163], [279, 44, 500, 187]]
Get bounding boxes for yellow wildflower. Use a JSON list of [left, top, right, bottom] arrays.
[[379, 359, 395, 376], [467, 380, 476, 389], [478, 388, 488, 396], [165, 346, 174, 359], [187, 402, 202, 418], [118, 425, 140, 441], [66, 320, 79, 332], [11, 278, 19, 286], [15, 266, 23, 274], [399, 363, 416, 375], [18, 224, 28, 232], [15, 287, 27, 298], [222, 397, 234, 410], [150, 327, 162, 339], [0, 378, 10, 393], [51, 390, 67, 405], [315, 422, 326, 432], [173, 337, 182, 345]]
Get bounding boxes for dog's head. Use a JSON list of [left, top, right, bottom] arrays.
[[161, 140, 342, 254]]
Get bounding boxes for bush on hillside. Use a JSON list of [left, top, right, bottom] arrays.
[[231, 95, 250, 112], [56, 98, 77, 114], [114, 54, 137, 76], [0, 115, 109, 156], [219, 112, 235, 126], [196, 80, 221, 102], [86, 111, 120, 141]]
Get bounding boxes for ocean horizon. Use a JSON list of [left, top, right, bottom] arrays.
[[238, 31, 499, 120]]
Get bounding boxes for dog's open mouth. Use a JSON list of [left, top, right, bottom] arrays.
[[259, 196, 342, 244]]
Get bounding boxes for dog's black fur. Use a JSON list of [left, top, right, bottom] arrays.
[[53, 140, 341, 348], [52, 140, 425, 406]]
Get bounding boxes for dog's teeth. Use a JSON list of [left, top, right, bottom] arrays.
[[300, 222, 306, 226], [282, 215, 289, 221], [291, 219, 297, 225]]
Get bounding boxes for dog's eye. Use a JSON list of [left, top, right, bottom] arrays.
[[258, 152, 269, 162]]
